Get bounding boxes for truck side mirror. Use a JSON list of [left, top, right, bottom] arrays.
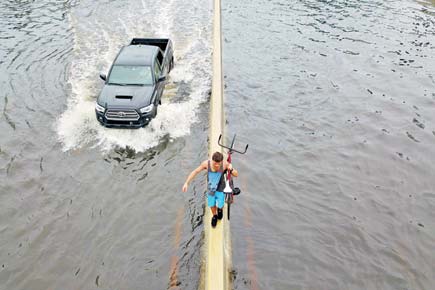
[[158, 76, 166, 82], [99, 73, 107, 81]]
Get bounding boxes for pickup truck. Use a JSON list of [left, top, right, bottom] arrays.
[[95, 38, 174, 128]]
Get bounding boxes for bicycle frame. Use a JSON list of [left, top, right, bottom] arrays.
[[218, 134, 248, 219]]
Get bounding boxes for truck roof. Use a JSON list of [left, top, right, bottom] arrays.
[[114, 45, 159, 66]]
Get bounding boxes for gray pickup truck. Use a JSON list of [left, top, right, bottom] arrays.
[[95, 38, 174, 128]]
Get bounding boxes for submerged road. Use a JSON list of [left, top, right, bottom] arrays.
[[1, 0, 435, 289]]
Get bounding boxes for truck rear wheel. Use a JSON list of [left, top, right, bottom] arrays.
[[169, 57, 174, 72]]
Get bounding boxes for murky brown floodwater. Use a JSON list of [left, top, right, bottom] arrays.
[[1, 0, 211, 289], [223, 0, 435, 289], [1, 0, 434, 289]]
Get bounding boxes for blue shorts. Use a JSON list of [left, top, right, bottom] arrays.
[[207, 191, 224, 208]]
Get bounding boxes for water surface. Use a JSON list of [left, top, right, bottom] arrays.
[[223, 0, 435, 289], [0, 0, 212, 289]]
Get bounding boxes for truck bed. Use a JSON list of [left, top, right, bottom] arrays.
[[130, 38, 170, 53]]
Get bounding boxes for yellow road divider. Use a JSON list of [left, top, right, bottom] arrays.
[[203, 0, 231, 289]]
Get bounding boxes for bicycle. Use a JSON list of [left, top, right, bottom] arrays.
[[218, 134, 248, 220]]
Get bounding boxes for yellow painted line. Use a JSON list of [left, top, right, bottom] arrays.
[[169, 206, 184, 289], [242, 176, 260, 290], [245, 236, 259, 290], [203, 0, 231, 289]]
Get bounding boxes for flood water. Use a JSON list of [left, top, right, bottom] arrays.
[[1, 0, 211, 289], [0, 0, 434, 289], [223, 0, 435, 289]]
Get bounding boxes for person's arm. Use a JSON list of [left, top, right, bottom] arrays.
[[225, 162, 238, 177], [182, 161, 207, 192]]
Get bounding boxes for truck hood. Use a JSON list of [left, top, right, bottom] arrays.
[[97, 85, 154, 109]]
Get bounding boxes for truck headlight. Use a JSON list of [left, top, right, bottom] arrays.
[[140, 104, 154, 114], [95, 103, 105, 113]]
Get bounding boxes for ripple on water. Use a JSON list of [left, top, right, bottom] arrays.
[[225, 0, 435, 289]]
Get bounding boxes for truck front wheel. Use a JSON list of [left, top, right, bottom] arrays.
[[154, 104, 158, 118], [169, 56, 174, 72]]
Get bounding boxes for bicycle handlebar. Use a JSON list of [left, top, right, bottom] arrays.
[[218, 134, 249, 154]]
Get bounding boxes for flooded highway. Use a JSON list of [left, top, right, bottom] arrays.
[[1, 0, 211, 289], [224, 0, 435, 289], [1, 0, 435, 289]]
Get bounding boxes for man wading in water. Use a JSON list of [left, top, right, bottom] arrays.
[[182, 152, 238, 228]]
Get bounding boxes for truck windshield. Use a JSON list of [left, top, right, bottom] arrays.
[[108, 65, 153, 85]]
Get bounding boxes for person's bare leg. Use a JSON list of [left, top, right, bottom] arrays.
[[210, 206, 217, 216]]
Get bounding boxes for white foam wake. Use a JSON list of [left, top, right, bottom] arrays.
[[57, 0, 211, 152]]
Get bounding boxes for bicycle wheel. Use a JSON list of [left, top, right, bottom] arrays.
[[226, 193, 233, 220], [227, 200, 231, 220]]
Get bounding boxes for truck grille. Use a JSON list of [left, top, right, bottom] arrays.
[[105, 109, 140, 121]]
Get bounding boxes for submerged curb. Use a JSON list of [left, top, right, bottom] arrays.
[[203, 0, 231, 290]]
